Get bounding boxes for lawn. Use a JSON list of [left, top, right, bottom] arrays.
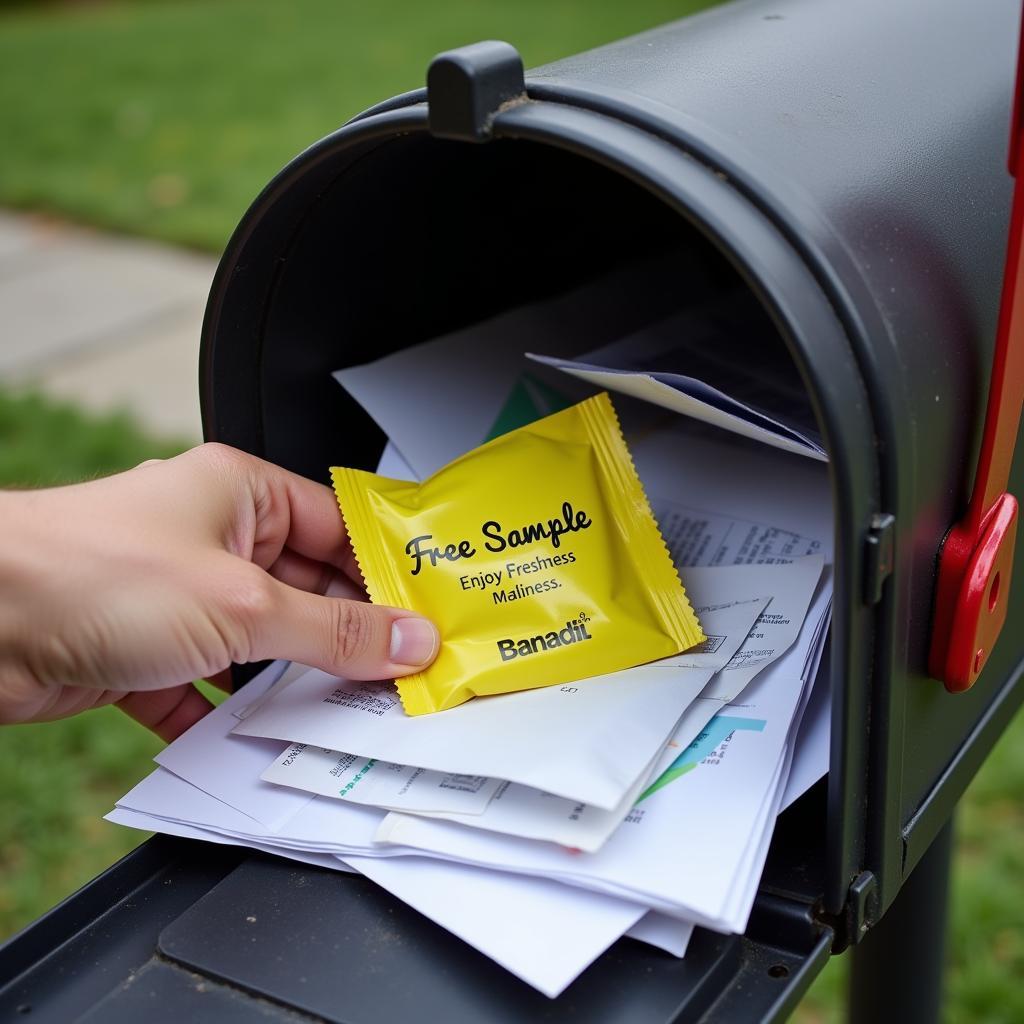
[[1, 0, 1022, 1020], [0, 0, 707, 252]]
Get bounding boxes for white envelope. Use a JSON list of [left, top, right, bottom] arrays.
[[409, 744, 666, 855], [625, 912, 695, 958], [106, 805, 355, 873], [233, 662, 711, 812], [342, 855, 647, 998], [233, 659, 315, 721], [332, 259, 683, 479], [154, 664, 313, 831], [528, 351, 826, 461]]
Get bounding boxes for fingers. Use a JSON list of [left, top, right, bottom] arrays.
[[267, 547, 340, 595], [276, 468, 354, 570], [239, 454, 356, 576], [243, 577, 439, 681], [268, 548, 367, 600], [117, 684, 215, 742], [191, 444, 365, 587], [205, 668, 235, 693]]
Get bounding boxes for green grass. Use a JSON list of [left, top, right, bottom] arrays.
[[0, 700, 163, 938], [0, 389, 185, 488], [0, 0, 709, 252], [794, 711, 1024, 1024]]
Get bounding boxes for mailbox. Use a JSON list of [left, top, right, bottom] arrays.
[[3, 0, 1023, 1020]]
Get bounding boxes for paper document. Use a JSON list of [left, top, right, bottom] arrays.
[[778, 642, 831, 811], [716, 609, 831, 928], [528, 302, 825, 459], [333, 259, 685, 478], [699, 555, 824, 701], [262, 746, 502, 815], [376, 576, 832, 933], [653, 498, 824, 569], [342, 855, 646, 998], [109, 775, 647, 998], [529, 352, 825, 461], [232, 587, 773, 811], [154, 666, 314, 831], [630, 425, 832, 563], [625, 913, 694, 958]]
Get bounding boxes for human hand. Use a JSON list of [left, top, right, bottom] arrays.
[[0, 444, 439, 740]]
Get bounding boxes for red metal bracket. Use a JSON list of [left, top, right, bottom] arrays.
[[928, 11, 1024, 692]]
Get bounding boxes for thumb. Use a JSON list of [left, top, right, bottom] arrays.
[[245, 576, 439, 680]]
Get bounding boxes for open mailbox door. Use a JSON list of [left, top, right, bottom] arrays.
[[0, 827, 833, 1023]]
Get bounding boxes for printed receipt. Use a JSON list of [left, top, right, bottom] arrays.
[[651, 497, 823, 568], [262, 743, 502, 815]]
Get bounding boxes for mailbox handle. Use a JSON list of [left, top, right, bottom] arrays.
[[928, 11, 1024, 691]]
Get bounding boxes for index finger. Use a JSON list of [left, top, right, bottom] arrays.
[[245, 456, 360, 579]]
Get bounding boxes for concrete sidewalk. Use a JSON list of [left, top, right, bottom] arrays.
[[0, 210, 218, 442]]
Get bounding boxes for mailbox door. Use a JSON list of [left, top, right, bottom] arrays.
[[0, 834, 834, 1023]]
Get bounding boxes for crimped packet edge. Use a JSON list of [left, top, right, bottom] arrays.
[[578, 393, 706, 653], [329, 467, 437, 716]]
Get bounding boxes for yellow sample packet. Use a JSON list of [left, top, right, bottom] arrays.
[[331, 393, 704, 715]]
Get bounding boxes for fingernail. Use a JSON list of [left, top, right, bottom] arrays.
[[390, 617, 439, 667]]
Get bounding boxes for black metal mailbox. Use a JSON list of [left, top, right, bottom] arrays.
[[3, 0, 1023, 1020]]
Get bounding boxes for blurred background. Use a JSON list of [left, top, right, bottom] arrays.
[[0, 2, 1021, 1021]]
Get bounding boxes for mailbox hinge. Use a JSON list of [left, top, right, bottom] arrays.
[[863, 512, 895, 604], [817, 870, 879, 952], [845, 870, 880, 945], [427, 41, 527, 143]]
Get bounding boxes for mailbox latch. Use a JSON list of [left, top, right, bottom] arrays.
[[864, 513, 895, 605], [427, 41, 527, 143]]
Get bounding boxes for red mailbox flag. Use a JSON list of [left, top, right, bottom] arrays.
[[929, 10, 1024, 691]]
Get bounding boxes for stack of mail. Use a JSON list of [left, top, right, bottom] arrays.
[[109, 291, 834, 997]]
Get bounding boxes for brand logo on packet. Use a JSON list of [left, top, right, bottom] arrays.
[[496, 614, 594, 662]]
